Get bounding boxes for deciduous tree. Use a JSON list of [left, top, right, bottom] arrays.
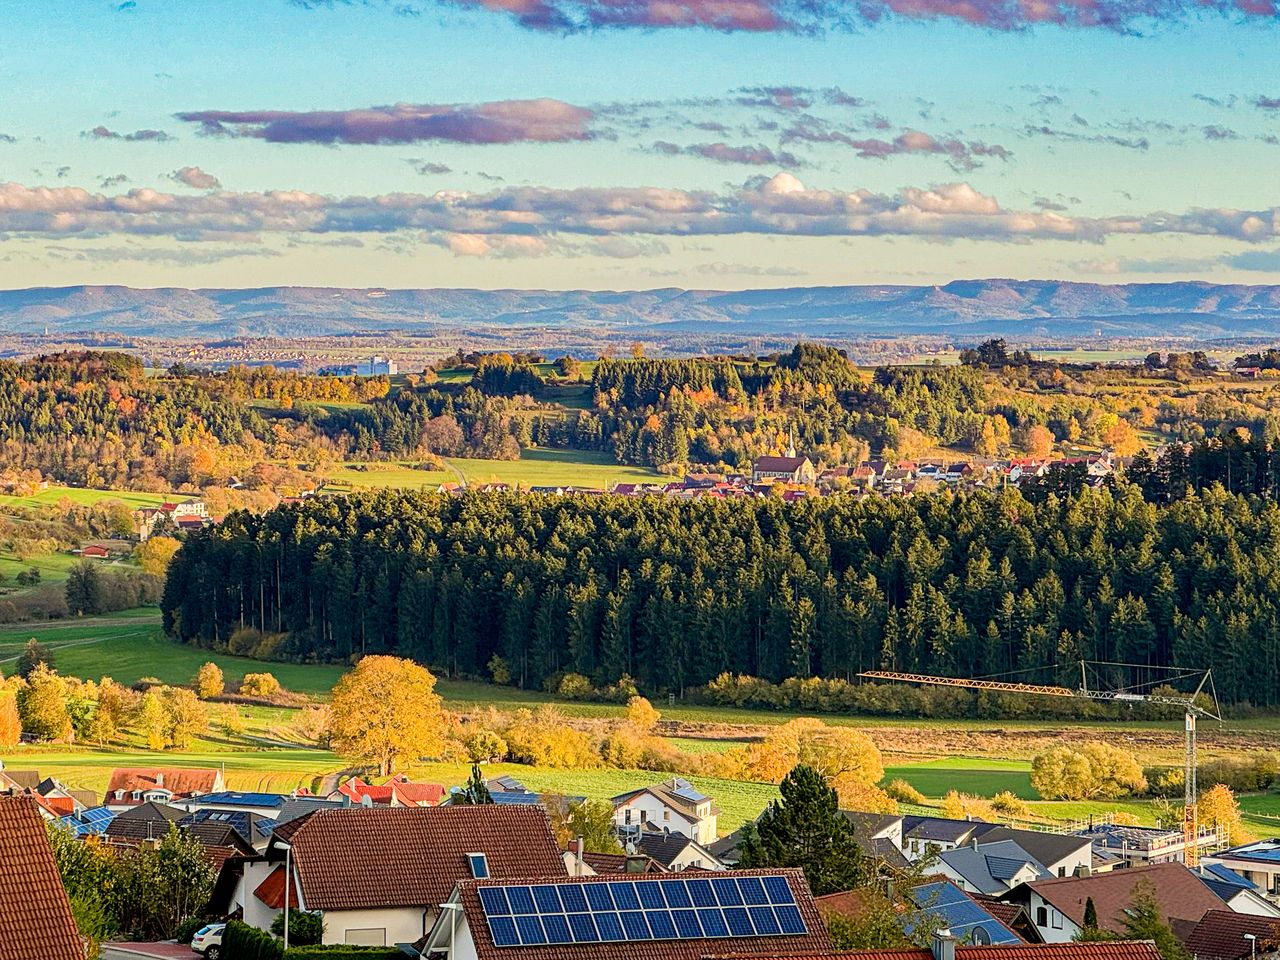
[[328, 655, 446, 776]]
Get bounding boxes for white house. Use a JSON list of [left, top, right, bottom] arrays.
[[212, 804, 566, 947], [1205, 839, 1280, 903], [610, 778, 719, 846], [635, 831, 725, 871], [934, 839, 1050, 895]]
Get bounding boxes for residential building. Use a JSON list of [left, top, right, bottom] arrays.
[[900, 814, 988, 860], [214, 804, 566, 947], [751, 454, 816, 485], [420, 867, 832, 960], [1003, 861, 1226, 944], [973, 827, 1094, 879], [0, 796, 85, 960], [1078, 821, 1217, 866], [910, 880, 1026, 945], [329, 774, 445, 808], [611, 778, 719, 846], [564, 841, 665, 877], [1205, 839, 1280, 902], [103, 767, 224, 810], [1195, 863, 1280, 917], [365, 355, 398, 376], [103, 799, 186, 842], [1181, 909, 1280, 960], [634, 831, 725, 871], [934, 839, 1051, 895]]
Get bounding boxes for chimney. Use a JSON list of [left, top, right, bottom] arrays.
[[1074, 864, 1092, 878], [931, 929, 957, 960], [625, 855, 648, 874], [573, 837, 585, 876], [155, 773, 164, 787], [972, 836, 979, 852]]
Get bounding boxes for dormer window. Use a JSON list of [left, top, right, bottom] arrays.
[[467, 853, 489, 879]]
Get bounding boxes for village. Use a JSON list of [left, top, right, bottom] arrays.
[[3, 750, 1278, 959]]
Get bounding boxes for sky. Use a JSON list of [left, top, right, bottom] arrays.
[[1, 0, 1279, 290]]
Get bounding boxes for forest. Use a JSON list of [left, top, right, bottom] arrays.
[[162, 478, 1280, 708]]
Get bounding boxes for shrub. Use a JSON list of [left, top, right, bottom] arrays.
[[221, 920, 283, 960], [990, 790, 1031, 819], [464, 729, 508, 763], [272, 909, 324, 946], [240, 672, 282, 698], [283, 948, 405, 959], [174, 915, 210, 945], [557, 673, 594, 700], [883, 778, 926, 805], [193, 662, 224, 700]]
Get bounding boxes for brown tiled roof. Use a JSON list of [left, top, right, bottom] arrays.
[[579, 851, 666, 874], [282, 804, 565, 911], [754, 456, 809, 474], [1, 770, 41, 791], [708, 944, 1162, 960], [1183, 909, 1280, 960], [254, 864, 302, 910], [0, 796, 84, 960], [1022, 861, 1223, 935], [457, 868, 830, 960]]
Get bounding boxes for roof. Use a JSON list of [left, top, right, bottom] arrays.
[[1019, 861, 1225, 935], [1183, 909, 1280, 960], [254, 864, 302, 910], [278, 804, 565, 911], [611, 778, 718, 819], [1212, 837, 1280, 864], [902, 815, 983, 844], [1, 770, 41, 790], [104, 767, 221, 803], [754, 456, 809, 473], [974, 827, 1092, 868], [635, 832, 704, 868], [937, 841, 1049, 895], [713, 945, 1162, 960], [453, 867, 831, 960], [0, 797, 84, 960], [910, 881, 1022, 945], [578, 851, 666, 874]]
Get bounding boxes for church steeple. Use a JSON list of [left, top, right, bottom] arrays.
[[786, 426, 796, 459]]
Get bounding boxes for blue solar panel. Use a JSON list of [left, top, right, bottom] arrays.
[[489, 916, 519, 947], [568, 913, 599, 942], [910, 881, 1021, 947], [559, 884, 589, 913], [479, 877, 808, 948]]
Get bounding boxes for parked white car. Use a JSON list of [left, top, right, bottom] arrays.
[[190, 923, 225, 959]]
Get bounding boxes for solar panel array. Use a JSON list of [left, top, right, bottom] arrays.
[[478, 875, 807, 948], [910, 881, 1021, 946]]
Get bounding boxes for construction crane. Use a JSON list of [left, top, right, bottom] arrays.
[[859, 661, 1220, 866]]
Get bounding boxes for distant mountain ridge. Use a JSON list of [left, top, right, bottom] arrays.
[[4, 281, 1280, 339]]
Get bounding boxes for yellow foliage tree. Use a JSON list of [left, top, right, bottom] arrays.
[[162, 687, 208, 750], [625, 696, 661, 735], [135, 536, 182, 576], [137, 689, 167, 751], [329, 656, 446, 776], [1199, 783, 1256, 846], [17, 663, 70, 742], [193, 662, 224, 700], [0, 686, 19, 748], [239, 673, 281, 698], [833, 775, 897, 815]]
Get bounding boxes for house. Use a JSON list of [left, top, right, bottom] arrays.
[[1181, 909, 1280, 959], [764, 942, 1161, 960], [900, 814, 987, 860], [365, 355, 398, 376], [80, 543, 110, 559], [215, 804, 566, 947], [911, 880, 1026, 945], [57, 805, 116, 838], [752, 455, 816, 485], [972, 827, 1094, 880], [712, 811, 908, 871], [0, 796, 85, 960], [420, 867, 833, 960], [103, 767, 224, 810], [176, 791, 289, 845], [634, 831, 725, 871], [935, 839, 1051, 895], [1204, 839, 1280, 904], [564, 841, 666, 877], [329, 774, 445, 808], [611, 778, 719, 846], [134, 498, 211, 540], [1003, 861, 1227, 944], [104, 799, 186, 842], [1195, 863, 1280, 917], [1077, 821, 1211, 867]]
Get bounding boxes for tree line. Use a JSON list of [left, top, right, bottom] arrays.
[[164, 481, 1280, 706]]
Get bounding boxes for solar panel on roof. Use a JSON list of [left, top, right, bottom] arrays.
[[479, 876, 808, 948]]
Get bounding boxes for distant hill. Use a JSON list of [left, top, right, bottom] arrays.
[[4, 281, 1280, 339]]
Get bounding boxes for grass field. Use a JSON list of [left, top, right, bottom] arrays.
[[883, 757, 1036, 799], [0, 548, 87, 584], [0, 486, 171, 511], [446, 449, 662, 488], [322, 461, 452, 490]]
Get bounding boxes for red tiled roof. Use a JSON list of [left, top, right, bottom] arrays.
[[458, 868, 831, 960], [1024, 861, 1223, 935], [709, 944, 1161, 960], [254, 864, 302, 910], [0, 796, 84, 960], [578, 851, 666, 874], [104, 767, 221, 804], [754, 456, 808, 473], [282, 805, 565, 912], [1183, 909, 1280, 960]]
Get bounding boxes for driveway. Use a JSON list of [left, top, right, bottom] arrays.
[[101, 944, 197, 960]]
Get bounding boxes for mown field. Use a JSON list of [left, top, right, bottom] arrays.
[[446, 449, 662, 488], [0, 485, 171, 511]]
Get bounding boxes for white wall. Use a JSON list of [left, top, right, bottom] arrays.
[[668, 844, 725, 871], [239, 860, 281, 933], [321, 906, 431, 946], [614, 795, 699, 841], [1027, 891, 1079, 944]]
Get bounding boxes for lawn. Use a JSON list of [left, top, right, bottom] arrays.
[[883, 757, 1037, 800], [0, 548, 88, 584], [0, 486, 171, 511], [322, 461, 453, 490], [446, 449, 662, 489]]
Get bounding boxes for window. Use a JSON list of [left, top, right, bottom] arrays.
[[625, 810, 633, 824], [468, 853, 489, 879], [1058, 866, 1066, 877], [1036, 907, 1048, 927], [1051, 910, 1063, 930], [663, 810, 671, 822]]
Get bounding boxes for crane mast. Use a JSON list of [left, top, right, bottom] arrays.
[[859, 661, 1218, 867]]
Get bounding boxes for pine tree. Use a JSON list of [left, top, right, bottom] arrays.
[[454, 764, 494, 805], [737, 764, 866, 896]]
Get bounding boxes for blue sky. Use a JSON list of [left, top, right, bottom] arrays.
[[1, 0, 1279, 289]]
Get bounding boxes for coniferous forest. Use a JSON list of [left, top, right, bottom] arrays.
[[162, 483, 1280, 707]]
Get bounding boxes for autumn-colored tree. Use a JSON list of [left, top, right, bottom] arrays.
[[135, 536, 181, 576], [137, 690, 167, 751], [89, 678, 131, 745], [1022, 424, 1055, 459], [17, 663, 71, 741], [1031, 741, 1147, 800], [625, 695, 660, 735], [162, 687, 208, 750], [192, 662, 224, 700], [0, 686, 19, 747], [1199, 783, 1255, 846], [939, 790, 997, 822], [329, 656, 446, 776], [239, 672, 281, 698]]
